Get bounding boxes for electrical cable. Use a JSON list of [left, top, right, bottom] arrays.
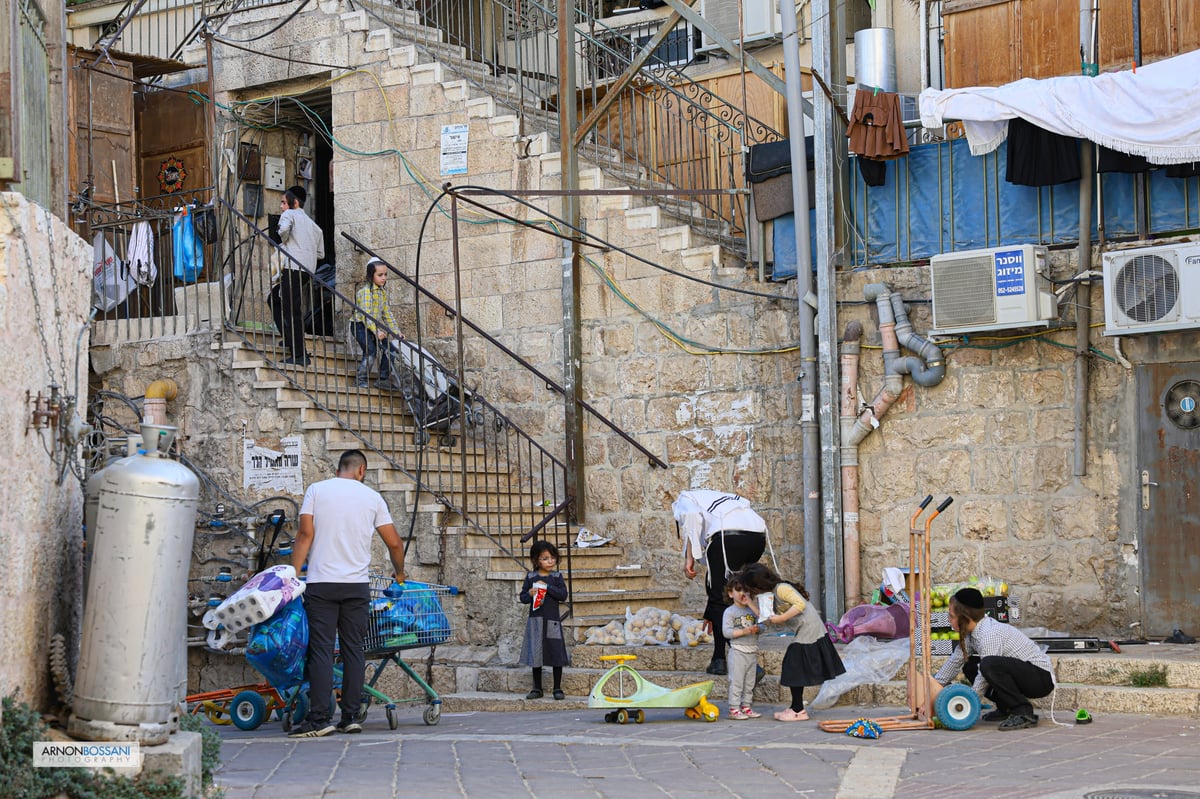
[[203, 0, 313, 45]]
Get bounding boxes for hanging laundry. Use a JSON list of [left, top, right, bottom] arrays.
[[92, 232, 138, 312], [1005, 117, 1080, 187], [172, 207, 205, 284], [126, 220, 157, 287], [848, 88, 909, 161]]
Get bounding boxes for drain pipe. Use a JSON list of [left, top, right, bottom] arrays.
[[144, 379, 178, 426], [840, 284, 946, 606], [839, 321, 864, 611], [890, 293, 946, 387]]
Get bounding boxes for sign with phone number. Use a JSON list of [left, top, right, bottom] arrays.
[[994, 250, 1026, 296]]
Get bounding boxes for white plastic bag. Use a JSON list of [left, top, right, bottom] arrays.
[[809, 635, 910, 710], [625, 606, 673, 646], [584, 619, 625, 645], [203, 565, 306, 649], [92, 232, 138, 311], [672, 613, 713, 647]]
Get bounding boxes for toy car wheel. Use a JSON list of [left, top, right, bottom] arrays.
[[605, 711, 618, 723], [231, 690, 268, 731], [386, 706, 398, 730], [415, 430, 430, 445], [423, 704, 441, 726], [439, 434, 456, 448], [615, 709, 629, 724], [634, 710, 645, 724], [934, 683, 980, 731], [684, 707, 700, 720]]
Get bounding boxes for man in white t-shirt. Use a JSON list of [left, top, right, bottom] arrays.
[[288, 449, 406, 738]]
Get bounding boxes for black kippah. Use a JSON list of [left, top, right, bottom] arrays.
[[954, 587, 985, 609]]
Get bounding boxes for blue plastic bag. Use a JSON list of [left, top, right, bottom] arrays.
[[369, 581, 450, 647], [172, 207, 205, 284], [246, 598, 308, 689]]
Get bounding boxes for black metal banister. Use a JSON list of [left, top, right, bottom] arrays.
[[342, 231, 668, 470], [216, 198, 573, 572]]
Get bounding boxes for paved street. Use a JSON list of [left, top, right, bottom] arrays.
[[214, 703, 1200, 798]]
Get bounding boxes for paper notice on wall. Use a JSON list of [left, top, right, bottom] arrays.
[[440, 123, 469, 176], [243, 436, 303, 495]]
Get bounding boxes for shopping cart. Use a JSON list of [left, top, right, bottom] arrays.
[[339, 576, 460, 728]]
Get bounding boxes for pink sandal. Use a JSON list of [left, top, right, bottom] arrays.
[[773, 708, 810, 722]]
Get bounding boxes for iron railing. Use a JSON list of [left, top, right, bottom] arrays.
[[217, 197, 575, 572], [357, 0, 783, 253], [86, 187, 224, 345]]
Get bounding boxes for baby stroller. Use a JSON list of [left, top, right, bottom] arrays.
[[390, 337, 484, 447]]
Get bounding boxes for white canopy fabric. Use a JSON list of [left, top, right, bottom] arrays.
[[919, 49, 1200, 164]]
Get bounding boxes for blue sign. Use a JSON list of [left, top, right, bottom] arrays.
[[994, 249, 1026, 296]]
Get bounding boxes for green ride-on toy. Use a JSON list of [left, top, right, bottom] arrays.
[[588, 654, 720, 724]]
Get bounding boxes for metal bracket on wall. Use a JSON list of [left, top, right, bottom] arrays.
[[26, 388, 61, 434]]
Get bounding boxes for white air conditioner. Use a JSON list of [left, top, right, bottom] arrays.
[[930, 245, 1057, 335], [1102, 242, 1200, 336], [697, 0, 783, 53]]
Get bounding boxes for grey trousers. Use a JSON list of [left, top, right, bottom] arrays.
[[727, 647, 758, 708]]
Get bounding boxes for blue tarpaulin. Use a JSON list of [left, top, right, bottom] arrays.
[[846, 137, 1200, 267]]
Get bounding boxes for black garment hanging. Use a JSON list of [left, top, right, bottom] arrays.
[[857, 157, 887, 187], [1097, 145, 1152, 174], [1005, 117, 1080, 187]]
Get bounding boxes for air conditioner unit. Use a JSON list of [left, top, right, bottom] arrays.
[[1102, 242, 1200, 335], [930, 245, 1057, 335], [697, 0, 783, 53]]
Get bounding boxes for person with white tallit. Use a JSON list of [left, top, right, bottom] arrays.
[[673, 490, 767, 676]]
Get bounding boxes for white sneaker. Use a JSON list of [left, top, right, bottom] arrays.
[[574, 527, 612, 548]]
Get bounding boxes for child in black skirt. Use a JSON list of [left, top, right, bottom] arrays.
[[738, 562, 845, 721], [518, 540, 571, 700]]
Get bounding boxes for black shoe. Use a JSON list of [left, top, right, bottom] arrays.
[[755, 665, 765, 687], [553, 689, 565, 701], [525, 689, 543, 700], [706, 658, 727, 676], [1165, 628, 1196, 644], [982, 709, 1010, 722], [336, 720, 363, 734], [997, 713, 1038, 731], [282, 355, 311, 367], [288, 719, 336, 738]]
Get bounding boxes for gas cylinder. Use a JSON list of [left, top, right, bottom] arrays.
[[69, 423, 198, 745]]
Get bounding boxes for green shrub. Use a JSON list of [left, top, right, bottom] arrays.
[[1128, 664, 1169, 688], [1, 691, 222, 799]]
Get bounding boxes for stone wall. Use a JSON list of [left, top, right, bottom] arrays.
[[0, 194, 93, 706]]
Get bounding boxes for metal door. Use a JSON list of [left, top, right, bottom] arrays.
[[1136, 362, 1200, 637]]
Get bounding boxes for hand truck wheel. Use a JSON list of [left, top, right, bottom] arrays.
[[231, 690, 268, 731], [935, 683, 981, 731]]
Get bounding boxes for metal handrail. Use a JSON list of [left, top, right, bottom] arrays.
[[216, 197, 574, 572], [357, 0, 783, 252], [341, 231, 668, 472]]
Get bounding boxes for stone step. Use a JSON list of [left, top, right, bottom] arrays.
[[486, 566, 653, 592], [562, 590, 684, 620]]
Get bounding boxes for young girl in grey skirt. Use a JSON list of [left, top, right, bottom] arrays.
[[518, 540, 570, 699], [739, 562, 845, 721]]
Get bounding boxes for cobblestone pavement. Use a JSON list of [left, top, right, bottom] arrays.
[[213, 704, 1200, 799]]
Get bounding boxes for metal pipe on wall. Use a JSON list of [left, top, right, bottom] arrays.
[[780, 0, 822, 600], [1074, 0, 1099, 477]]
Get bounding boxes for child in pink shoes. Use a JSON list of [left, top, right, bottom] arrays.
[[721, 576, 763, 720], [737, 563, 845, 722]]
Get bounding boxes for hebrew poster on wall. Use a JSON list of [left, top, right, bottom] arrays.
[[243, 436, 303, 495]]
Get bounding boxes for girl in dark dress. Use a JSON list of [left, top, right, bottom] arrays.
[[518, 540, 571, 699], [738, 562, 845, 721]]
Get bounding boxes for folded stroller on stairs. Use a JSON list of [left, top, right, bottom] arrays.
[[389, 337, 484, 447]]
